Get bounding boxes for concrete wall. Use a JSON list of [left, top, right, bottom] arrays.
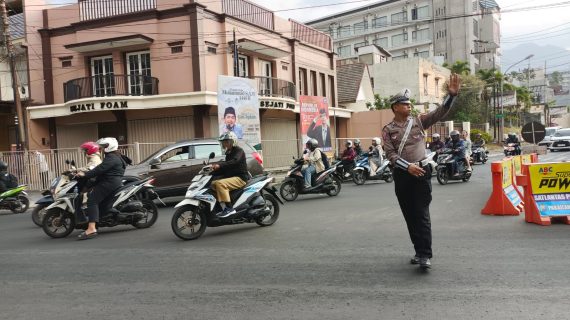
[[348, 109, 393, 139]]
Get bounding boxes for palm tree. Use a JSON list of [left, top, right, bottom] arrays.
[[443, 60, 471, 75]]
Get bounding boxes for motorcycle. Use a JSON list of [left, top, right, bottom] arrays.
[[471, 146, 489, 164], [0, 185, 29, 214], [279, 156, 342, 201], [42, 175, 159, 238], [352, 155, 393, 185], [504, 143, 521, 156], [436, 148, 472, 185], [171, 152, 282, 241]]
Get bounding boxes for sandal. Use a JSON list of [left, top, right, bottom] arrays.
[[77, 231, 98, 240]]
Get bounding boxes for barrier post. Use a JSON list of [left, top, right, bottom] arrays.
[[518, 163, 570, 226], [481, 159, 524, 216]]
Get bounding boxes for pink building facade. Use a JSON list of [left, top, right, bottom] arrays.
[[25, 0, 350, 167]]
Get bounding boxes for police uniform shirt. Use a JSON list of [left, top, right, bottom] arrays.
[[382, 95, 456, 171]]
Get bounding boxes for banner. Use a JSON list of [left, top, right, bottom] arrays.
[[217, 75, 261, 150], [300, 96, 332, 152], [502, 159, 523, 208], [529, 163, 570, 216]]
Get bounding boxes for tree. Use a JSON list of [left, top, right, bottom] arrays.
[[443, 74, 486, 122], [366, 94, 419, 116], [443, 60, 471, 75], [550, 71, 563, 86]]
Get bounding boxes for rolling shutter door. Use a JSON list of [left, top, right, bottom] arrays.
[[128, 116, 194, 143], [260, 118, 298, 168], [56, 124, 98, 149]]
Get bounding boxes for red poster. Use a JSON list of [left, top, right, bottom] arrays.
[[300, 95, 332, 152]]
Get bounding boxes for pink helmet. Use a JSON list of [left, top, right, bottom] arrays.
[[80, 141, 99, 155]]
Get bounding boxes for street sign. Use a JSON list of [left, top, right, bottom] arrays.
[[521, 121, 546, 145], [495, 114, 504, 118]]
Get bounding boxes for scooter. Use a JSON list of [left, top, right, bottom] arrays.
[[171, 152, 282, 241], [42, 175, 159, 238], [436, 148, 472, 185], [0, 185, 29, 214], [471, 146, 489, 164], [279, 157, 342, 201], [504, 143, 521, 156], [352, 155, 393, 185]]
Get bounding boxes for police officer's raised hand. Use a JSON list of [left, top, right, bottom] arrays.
[[448, 73, 461, 96], [408, 163, 426, 177]]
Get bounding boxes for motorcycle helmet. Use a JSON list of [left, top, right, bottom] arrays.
[[475, 133, 482, 139], [96, 137, 119, 153], [432, 133, 440, 142], [219, 131, 238, 152], [372, 137, 381, 146], [345, 140, 353, 148], [0, 161, 7, 171], [508, 132, 516, 139], [80, 141, 99, 155], [449, 130, 460, 142], [354, 139, 361, 146], [306, 138, 318, 151]]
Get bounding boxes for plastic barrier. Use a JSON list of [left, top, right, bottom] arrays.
[[511, 154, 539, 194], [481, 158, 525, 216], [516, 162, 570, 226]]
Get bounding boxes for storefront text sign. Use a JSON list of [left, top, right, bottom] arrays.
[[69, 101, 128, 113], [259, 100, 295, 110]]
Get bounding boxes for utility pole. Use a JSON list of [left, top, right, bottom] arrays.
[[1, 0, 26, 150], [233, 28, 239, 77], [471, 40, 497, 140]]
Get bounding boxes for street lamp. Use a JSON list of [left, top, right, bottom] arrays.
[[499, 54, 534, 142]]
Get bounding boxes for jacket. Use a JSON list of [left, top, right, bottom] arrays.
[[304, 148, 325, 173], [446, 140, 466, 157], [78, 154, 102, 172], [341, 148, 356, 161], [83, 152, 127, 184], [216, 145, 249, 182]]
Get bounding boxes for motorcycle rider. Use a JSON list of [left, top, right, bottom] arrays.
[[428, 133, 445, 153], [340, 140, 357, 177], [369, 137, 384, 174], [354, 139, 363, 156], [445, 130, 466, 176], [462, 131, 473, 172], [505, 132, 521, 155], [301, 138, 325, 189], [76, 137, 127, 240], [0, 161, 17, 194], [473, 133, 486, 147], [211, 132, 249, 218]]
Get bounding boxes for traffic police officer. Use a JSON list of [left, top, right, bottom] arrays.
[[382, 74, 461, 269]]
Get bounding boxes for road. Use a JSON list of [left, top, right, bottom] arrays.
[[0, 152, 569, 320]]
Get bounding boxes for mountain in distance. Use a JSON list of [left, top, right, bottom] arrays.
[[500, 43, 570, 73]]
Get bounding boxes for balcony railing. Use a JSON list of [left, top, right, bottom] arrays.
[[290, 19, 332, 51], [79, 0, 156, 21], [250, 76, 296, 101], [222, 0, 274, 30], [64, 75, 159, 102]]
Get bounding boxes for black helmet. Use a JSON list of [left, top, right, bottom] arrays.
[[508, 132, 516, 138], [306, 138, 318, 151], [0, 161, 7, 171], [475, 133, 482, 138], [450, 130, 460, 142]]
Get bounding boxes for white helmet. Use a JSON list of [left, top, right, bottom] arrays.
[[372, 137, 381, 145], [96, 137, 119, 153], [345, 140, 353, 147]]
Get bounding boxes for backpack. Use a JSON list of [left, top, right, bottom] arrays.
[[320, 149, 330, 170], [6, 173, 17, 189]]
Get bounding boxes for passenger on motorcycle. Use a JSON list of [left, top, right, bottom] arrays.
[[505, 133, 521, 155], [473, 133, 486, 147], [340, 140, 357, 177], [211, 132, 249, 218], [0, 161, 17, 193], [77, 141, 103, 207], [354, 139, 363, 156], [76, 137, 127, 240], [428, 133, 445, 153], [301, 138, 324, 189], [369, 137, 384, 173], [445, 130, 466, 176], [462, 131, 473, 172]]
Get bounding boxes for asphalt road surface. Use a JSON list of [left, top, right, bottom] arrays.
[[1, 152, 569, 320]]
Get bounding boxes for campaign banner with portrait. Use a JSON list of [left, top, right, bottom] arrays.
[[300, 95, 332, 152], [217, 75, 261, 150]]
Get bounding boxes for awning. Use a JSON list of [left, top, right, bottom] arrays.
[[65, 35, 153, 53], [235, 38, 290, 59]]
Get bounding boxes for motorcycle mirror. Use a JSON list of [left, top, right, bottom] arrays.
[[209, 152, 216, 159], [203, 160, 207, 165], [65, 159, 70, 165], [70, 160, 76, 166]]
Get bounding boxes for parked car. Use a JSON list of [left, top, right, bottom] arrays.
[[125, 139, 264, 198], [549, 128, 570, 151], [538, 126, 561, 147]]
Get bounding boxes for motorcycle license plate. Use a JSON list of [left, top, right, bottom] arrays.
[[192, 174, 202, 182]]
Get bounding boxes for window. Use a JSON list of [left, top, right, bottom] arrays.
[[320, 73, 326, 97], [194, 144, 222, 159], [337, 45, 352, 57], [62, 60, 72, 68], [299, 68, 308, 95], [391, 11, 408, 24], [238, 55, 249, 77], [91, 55, 115, 96], [373, 37, 388, 48], [207, 47, 216, 54], [370, 77, 375, 88], [354, 21, 367, 35], [417, 6, 430, 19], [392, 55, 407, 60], [310, 71, 317, 95], [413, 51, 430, 58], [372, 16, 387, 28], [412, 29, 431, 42], [423, 74, 429, 95], [328, 75, 336, 108], [161, 146, 190, 162], [473, 19, 479, 37], [435, 78, 440, 98], [127, 51, 152, 95], [354, 41, 368, 50], [168, 41, 184, 54], [338, 26, 351, 38], [391, 33, 408, 47], [473, 1, 479, 12]]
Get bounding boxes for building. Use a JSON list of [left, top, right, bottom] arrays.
[[336, 63, 374, 112], [25, 0, 346, 168], [305, 0, 501, 73]]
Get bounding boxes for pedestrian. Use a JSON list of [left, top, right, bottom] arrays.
[[382, 74, 461, 269], [34, 151, 49, 188]]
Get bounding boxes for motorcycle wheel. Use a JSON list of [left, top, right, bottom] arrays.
[[326, 176, 342, 196], [352, 170, 366, 185], [42, 208, 75, 238], [133, 200, 159, 229], [436, 168, 449, 185], [10, 195, 30, 214], [384, 168, 394, 183], [279, 181, 298, 202], [31, 203, 48, 227], [256, 194, 280, 227], [171, 205, 207, 241]]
